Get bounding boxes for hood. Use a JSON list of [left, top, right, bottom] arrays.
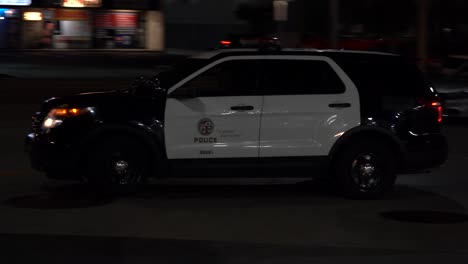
[[41, 90, 126, 111], [39, 89, 166, 121]]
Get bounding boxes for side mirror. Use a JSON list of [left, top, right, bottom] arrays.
[[150, 76, 161, 88], [131, 76, 147, 89], [131, 76, 165, 97]]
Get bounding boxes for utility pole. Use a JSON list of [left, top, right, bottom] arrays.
[[329, 0, 339, 49], [417, 0, 429, 71]]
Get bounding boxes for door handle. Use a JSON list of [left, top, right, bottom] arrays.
[[231, 105, 254, 111], [329, 103, 351, 108]]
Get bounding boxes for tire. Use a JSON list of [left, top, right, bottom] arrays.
[[332, 139, 397, 199], [84, 136, 151, 195]]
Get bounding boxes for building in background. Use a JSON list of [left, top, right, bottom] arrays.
[[164, 0, 253, 50], [0, 0, 164, 50], [0, 5, 25, 49]]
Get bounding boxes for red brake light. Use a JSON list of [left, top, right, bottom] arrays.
[[418, 98, 443, 123], [220, 40, 231, 46], [435, 103, 443, 123]]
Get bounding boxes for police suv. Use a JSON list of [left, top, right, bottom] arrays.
[[26, 48, 448, 198]]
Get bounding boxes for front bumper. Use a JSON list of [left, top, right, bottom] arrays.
[[25, 133, 81, 180], [403, 133, 448, 171]]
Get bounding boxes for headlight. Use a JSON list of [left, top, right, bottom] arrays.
[[42, 107, 95, 129], [42, 117, 63, 129]]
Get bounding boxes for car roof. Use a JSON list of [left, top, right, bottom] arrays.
[[191, 48, 398, 60]]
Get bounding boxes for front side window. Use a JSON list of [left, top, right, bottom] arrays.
[[262, 60, 346, 95], [175, 59, 260, 97]]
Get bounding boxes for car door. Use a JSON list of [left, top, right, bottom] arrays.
[[259, 56, 360, 157], [165, 58, 263, 159]]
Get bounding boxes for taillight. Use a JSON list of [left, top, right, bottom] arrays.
[[418, 97, 443, 123], [432, 101, 443, 123], [220, 40, 232, 46]]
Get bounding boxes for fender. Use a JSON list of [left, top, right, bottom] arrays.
[[78, 121, 168, 177], [328, 125, 407, 166]]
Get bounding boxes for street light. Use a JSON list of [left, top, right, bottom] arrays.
[[273, 0, 288, 22], [273, 0, 289, 37]]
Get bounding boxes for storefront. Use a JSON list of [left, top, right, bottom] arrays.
[[94, 10, 141, 48], [0, 1, 28, 49], [53, 8, 92, 49], [0, 0, 163, 50]]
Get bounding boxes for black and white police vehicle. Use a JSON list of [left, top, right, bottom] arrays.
[[26, 48, 448, 198]]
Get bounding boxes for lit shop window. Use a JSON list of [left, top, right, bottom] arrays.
[[0, 0, 31, 6], [62, 0, 102, 8], [23, 12, 42, 21]]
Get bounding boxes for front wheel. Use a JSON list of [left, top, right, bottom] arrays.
[[84, 136, 151, 195], [333, 139, 397, 199]]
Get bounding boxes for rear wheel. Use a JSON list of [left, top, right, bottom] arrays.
[[84, 136, 151, 195], [333, 139, 397, 199]]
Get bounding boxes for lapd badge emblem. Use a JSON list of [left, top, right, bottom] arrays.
[[198, 118, 214, 136]]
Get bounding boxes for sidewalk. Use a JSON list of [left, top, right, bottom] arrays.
[[0, 63, 161, 79], [0, 48, 201, 56], [0, 49, 199, 79]]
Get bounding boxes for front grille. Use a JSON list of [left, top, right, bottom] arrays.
[[31, 112, 43, 132]]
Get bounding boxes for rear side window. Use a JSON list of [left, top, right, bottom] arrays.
[[262, 60, 345, 95], [336, 56, 434, 114], [339, 58, 433, 98]]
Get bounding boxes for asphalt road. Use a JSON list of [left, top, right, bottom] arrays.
[[2, 54, 468, 263]]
